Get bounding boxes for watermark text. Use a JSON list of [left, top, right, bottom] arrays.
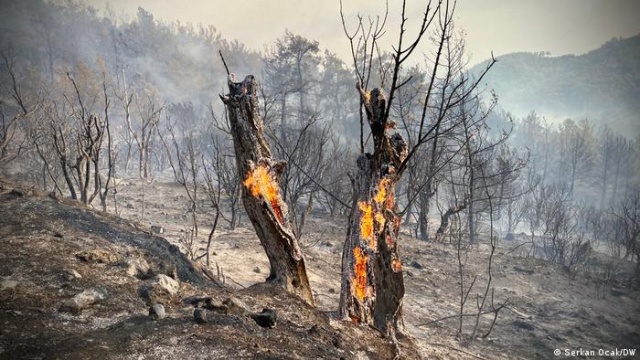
[[554, 348, 637, 357]]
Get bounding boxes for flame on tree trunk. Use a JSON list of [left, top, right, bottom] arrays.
[[339, 84, 408, 335], [243, 163, 286, 225], [220, 73, 314, 305]]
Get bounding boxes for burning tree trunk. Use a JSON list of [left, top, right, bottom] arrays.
[[220, 73, 314, 306], [339, 83, 408, 335]]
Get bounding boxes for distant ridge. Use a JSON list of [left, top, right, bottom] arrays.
[[470, 34, 640, 135]]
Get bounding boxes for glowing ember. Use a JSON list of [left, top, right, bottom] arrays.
[[352, 247, 368, 301], [393, 216, 401, 233], [374, 178, 391, 204], [357, 179, 396, 247], [371, 178, 393, 235], [374, 212, 385, 230], [391, 258, 402, 272], [351, 177, 401, 306], [358, 201, 375, 247], [243, 164, 284, 224], [386, 191, 394, 210]]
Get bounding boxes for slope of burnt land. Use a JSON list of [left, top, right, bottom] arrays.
[[0, 179, 420, 360]]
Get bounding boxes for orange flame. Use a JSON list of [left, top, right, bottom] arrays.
[[243, 164, 284, 224], [374, 178, 391, 204], [374, 212, 385, 229], [358, 179, 395, 248], [352, 246, 368, 301], [374, 178, 392, 236], [358, 201, 375, 248]]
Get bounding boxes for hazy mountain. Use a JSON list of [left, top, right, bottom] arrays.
[[470, 34, 640, 136]]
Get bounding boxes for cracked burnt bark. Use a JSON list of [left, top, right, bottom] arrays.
[[220, 73, 314, 305]]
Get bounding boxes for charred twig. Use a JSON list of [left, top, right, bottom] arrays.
[[506, 240, 534, 255], [219, 50, 230, 76], [416, 299, 509, 328]]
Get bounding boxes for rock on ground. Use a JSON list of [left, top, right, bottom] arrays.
[[121, 257, 150, 278], [149, 304, 166, 319], [194, 308, 207, 324], [59, 288, 107, 313], [75, 249, 120, 264], [223, 297, 251, 316], [139, 274, 180, 305]]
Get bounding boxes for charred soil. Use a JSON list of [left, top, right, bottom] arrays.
[[0, 179, 419, 359], [1, 178, 639, 359]]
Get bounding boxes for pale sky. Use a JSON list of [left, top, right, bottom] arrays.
[[92, 0, 640, 65]]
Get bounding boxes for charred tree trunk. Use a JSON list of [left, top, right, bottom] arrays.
[[417, 191, 430, 241], [220, 73, 314, 306], [435, 199, 469, 242], [339, 83, 408, 336]]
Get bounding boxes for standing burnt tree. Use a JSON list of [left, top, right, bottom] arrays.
[[219, 57, 314, 305], [338, 0, 495, 336], [339, 81, 408, 334]]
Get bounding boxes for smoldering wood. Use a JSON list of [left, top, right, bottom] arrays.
[[340, 82, 407, 335], [220, 72, 314, 306]]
